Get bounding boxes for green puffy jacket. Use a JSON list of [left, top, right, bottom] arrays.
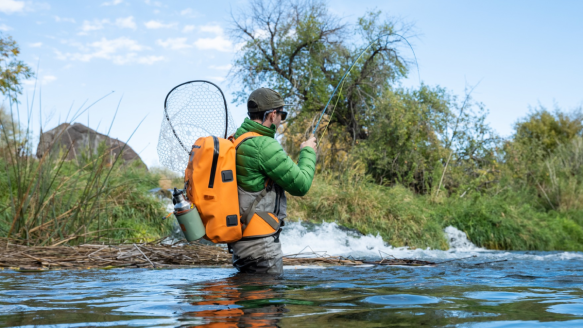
[[234, 118, 316, 196]]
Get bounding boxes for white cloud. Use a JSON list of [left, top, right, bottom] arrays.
[[115, 16, 136, 29], [79, 19, 109, 34], [42, 75, 57, 84], [144, 20, 177, 29], [234, 41, 246, 52], [78, 17, 136, 34], [29, 2, 50, 12], [101, 0, 123, 5], [23, 74, 57, 86], [0, 23, 12, 31], [193, 24, 233, 52], [137, 55, 164, 65], [194, 35, 233, 52], [199, 24, 223, 35], [207, 76, 226, 82], [29, 42, 42, 47], [210, 64, 231, 70], [55, 37, 161, 65], [144, 0, 162, 7], [55, 16, 75, 23], [182, 25, 195, 33], [180, 7, 198, 17], [0, 0, 24, 14], [156, 37, 192, 50]]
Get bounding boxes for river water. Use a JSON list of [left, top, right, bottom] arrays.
[[2, 222, 583, 327]]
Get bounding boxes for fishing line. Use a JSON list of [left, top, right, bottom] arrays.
[[313, 33, 420, 146]]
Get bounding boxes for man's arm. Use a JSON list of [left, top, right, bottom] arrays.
[[259, 138, 317, 196]]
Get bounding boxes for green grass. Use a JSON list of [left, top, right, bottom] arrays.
[[288, 173, 583, 251], [0, 154, 173, 245], [0, 104, 172, 246]]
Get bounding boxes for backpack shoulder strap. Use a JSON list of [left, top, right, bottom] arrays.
[[232, 131, 268, 228], [232, 132, 262, 150]]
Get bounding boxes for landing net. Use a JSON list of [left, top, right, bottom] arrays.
[[157, 80, 236, 173]]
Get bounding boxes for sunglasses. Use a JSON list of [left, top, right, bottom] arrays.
[[277, 110, 288, 121], [263, 109, 288, 122]]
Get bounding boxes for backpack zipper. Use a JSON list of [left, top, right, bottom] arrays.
[[208, 136, 219, 188]]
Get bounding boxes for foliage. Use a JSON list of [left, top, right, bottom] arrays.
[[231, 0, 501, 197], [149, 166, 184, 190], [231, 0, 583, 252], [0, 103, 171, 246], [0, 106, 19, 149], [0, 34, 33, 101], [230, 0, 414, 141], [502, 107, 583, 211], [287, 170, 449, 250], [288, 170, 583, 251], [512, 107, 583, 156], [358, 85, 500, 195]]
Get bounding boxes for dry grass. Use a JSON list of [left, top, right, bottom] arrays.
[[1, 100, 170, 246], [0, 237, 438, 271]]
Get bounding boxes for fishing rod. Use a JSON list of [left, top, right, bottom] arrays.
[[312, 33, 420, 144]]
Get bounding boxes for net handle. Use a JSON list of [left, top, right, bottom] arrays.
[[163, 80, 229, 154]]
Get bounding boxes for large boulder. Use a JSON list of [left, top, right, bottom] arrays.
[[36, 123, 145, 168]]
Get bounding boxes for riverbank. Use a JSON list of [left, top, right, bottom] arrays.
[[287, 174, 583, 251], [0, 238, 383, 271]]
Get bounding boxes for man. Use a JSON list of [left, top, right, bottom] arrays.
[[229, 87, 317, 274]]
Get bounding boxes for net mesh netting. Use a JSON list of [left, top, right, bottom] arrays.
[[157, 81, 236, 173]]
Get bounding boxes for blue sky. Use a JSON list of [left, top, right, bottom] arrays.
[[2, 0, 583, 168]]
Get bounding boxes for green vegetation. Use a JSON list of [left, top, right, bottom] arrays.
[[0, 104, 172, 246], [0, 33, 172, 246], [233, 0, 583, 250], [0, 33, 33, 101], [1, 3, 582, 250], [288, 164, 583, 251]]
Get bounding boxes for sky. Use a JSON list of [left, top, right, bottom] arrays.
[[2, 0, 583, 168]]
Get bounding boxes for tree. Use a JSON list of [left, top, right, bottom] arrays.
[[230, 0, 502, 195], [360, 85, 500, 194], [503, 106, 583, 202], [0, 34, 33, 101], [512, 106, 583, 156], [229, 0, 415, 141]]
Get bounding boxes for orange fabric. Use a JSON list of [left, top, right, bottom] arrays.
[[242, 212, 279, 238], [232, 131, 261, 149], [185, 136, 241, 243], [184, 132, 280, 244]]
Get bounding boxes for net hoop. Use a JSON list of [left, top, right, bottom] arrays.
[[157, 80, 235, 173], [163, 80, 230, 153]]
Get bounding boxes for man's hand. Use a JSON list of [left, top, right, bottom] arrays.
[[300, 136, 317, 151]]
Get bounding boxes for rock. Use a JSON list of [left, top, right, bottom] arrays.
[[36, 123, 145, 168], [148, 187, 173, 199]]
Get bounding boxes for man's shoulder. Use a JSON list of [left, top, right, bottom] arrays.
[[237, 135, 283, 160], [236, 135, 280, 154], [239, 135, 278, 146]]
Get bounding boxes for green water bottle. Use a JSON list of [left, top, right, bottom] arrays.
[[172, 188, 205, 241]]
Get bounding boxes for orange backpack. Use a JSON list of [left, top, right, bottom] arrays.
[[184, 132, 281, 243]]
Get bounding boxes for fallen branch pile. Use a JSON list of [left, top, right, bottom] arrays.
[[0, 239, 436, 271], [0, 240, 232, 270]]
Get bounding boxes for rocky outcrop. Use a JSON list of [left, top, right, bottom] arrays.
[[36, 123, 145, 168]]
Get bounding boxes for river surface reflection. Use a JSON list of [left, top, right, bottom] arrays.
[[2, 251, 583, 327]]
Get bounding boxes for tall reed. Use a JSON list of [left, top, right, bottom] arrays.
[[540, 136, 583, 211], [0, 96, 170, 246]]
